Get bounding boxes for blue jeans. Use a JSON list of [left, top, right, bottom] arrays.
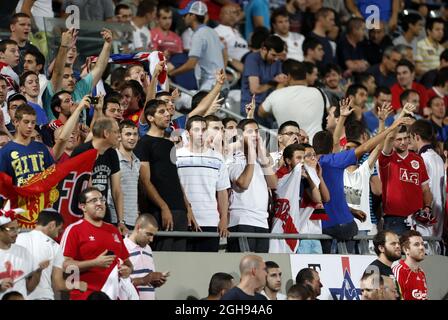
[[296, 240, 323, 254], [322, 220, 358, 254], [383, 216, 410, 236]]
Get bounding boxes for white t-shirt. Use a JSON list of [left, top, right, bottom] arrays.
[[1, 101, 10, 126], [227, 151, 269, 229], [420, 148, 445, 238], [343, 161, 374, 231], [15, 230, 63, 300], [16, 0, 54, 18], [177, 148, 230, 227], [214, 24, 249, 61], [131, 20, 152, 51], [262, 85, 324, 141], [276, 32, 305, 62], [0, 244, 37, 300], [260, 290, 287, 300]]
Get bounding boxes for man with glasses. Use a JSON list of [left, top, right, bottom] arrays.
[[60, 187, 133, 300], [270, 120, 300, 170], [0, 202, 47, 299], [71, 117, 126, 234]]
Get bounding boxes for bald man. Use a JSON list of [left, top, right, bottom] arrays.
[[214, 4, 248, 72], [124, 214, 170, 300], [221, 255, 267, 300]]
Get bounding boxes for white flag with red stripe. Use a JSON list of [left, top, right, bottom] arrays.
[[269, 165, 303, 253]]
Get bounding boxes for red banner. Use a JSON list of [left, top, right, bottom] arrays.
[[0, 149, 98, 229]]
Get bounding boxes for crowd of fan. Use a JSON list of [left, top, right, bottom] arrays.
[[0, 0, 447, 300]]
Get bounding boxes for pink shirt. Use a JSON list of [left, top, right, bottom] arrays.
[[151, 28, 183, 55]]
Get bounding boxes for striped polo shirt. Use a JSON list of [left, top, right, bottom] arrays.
[[108, 150, 140, 226], [124, 237, 155, 300]]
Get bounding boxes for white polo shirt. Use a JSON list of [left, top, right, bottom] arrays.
[[227, 151, 269, 229], [16, 230, 64, 300]]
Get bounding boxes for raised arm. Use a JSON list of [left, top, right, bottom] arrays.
[[188, 69, 225, 117], [333, 98, 353, 153], [90, 29, 113, 87], [51, 29, 77, 92], [52, 95, 90, 160], [356, 117, 414, 159]]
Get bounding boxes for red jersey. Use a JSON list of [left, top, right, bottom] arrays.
[[125, 110, 142, 125], [390, 82, 428, 113], [61, 220, 129, 300], [379, 151, 429, 217], [392, 260, 428, 300], [151, 28, 183, 55]]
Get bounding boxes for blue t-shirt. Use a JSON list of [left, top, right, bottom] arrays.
[[244, 0, 270, 40], [319, 149, 357, 229], [0, 140, 54, 186], [189, 25, 225, 91], [28, 101, 49, 126], [337, 36, 366, 70], [241, 51, 282, 114], [363, 110, 394, 135], [357, 0, 392, 22]]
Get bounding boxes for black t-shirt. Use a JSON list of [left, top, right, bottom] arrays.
[[221, 287, 267, 301], [134, 135, 186, 212], [368, 259, 394, 277], [71, 141, 120, 198]]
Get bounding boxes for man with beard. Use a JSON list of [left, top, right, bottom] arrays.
[[295, 268, 323, 300], [260, 261, 286, 300], [60, 187, 133, 300], [379, 119, 432, 235], [392, 230, 428, 300], [366, 230, 402, 299]]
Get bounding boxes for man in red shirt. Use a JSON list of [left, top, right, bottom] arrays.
[[391, 59, 428, 114], [61, 187, 133, 300], [392, 230, 428, 300], [379, 109, 432, 235], [151, 5, 183, 58]]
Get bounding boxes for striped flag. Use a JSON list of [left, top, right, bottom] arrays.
[[108, 51, 168, 91]]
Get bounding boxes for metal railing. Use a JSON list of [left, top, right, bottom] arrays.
[[155, 231, 443, 255]]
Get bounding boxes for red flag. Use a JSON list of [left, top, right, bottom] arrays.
[[0, 149, 98, 229]]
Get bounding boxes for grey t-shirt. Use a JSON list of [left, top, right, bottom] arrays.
[[189, 25, 225, 91], [62, 0, 114, 21]]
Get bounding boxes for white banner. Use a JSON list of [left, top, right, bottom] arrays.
[[290, 254, 376, 300]]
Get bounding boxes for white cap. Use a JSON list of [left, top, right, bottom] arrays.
[[179, 1, 208, 16], [0, 201, 25, 227]]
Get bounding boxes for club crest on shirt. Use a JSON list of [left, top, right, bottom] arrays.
[[113, 233, 121, 243], [410, 160, 420, 170]]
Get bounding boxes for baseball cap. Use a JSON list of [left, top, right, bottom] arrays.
[[7, 92, 27, 105], [0, 201, 25, 227], [179, 1, 208, 16]]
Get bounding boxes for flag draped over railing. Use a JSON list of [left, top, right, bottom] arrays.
[[0, 149, 98, 229]]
